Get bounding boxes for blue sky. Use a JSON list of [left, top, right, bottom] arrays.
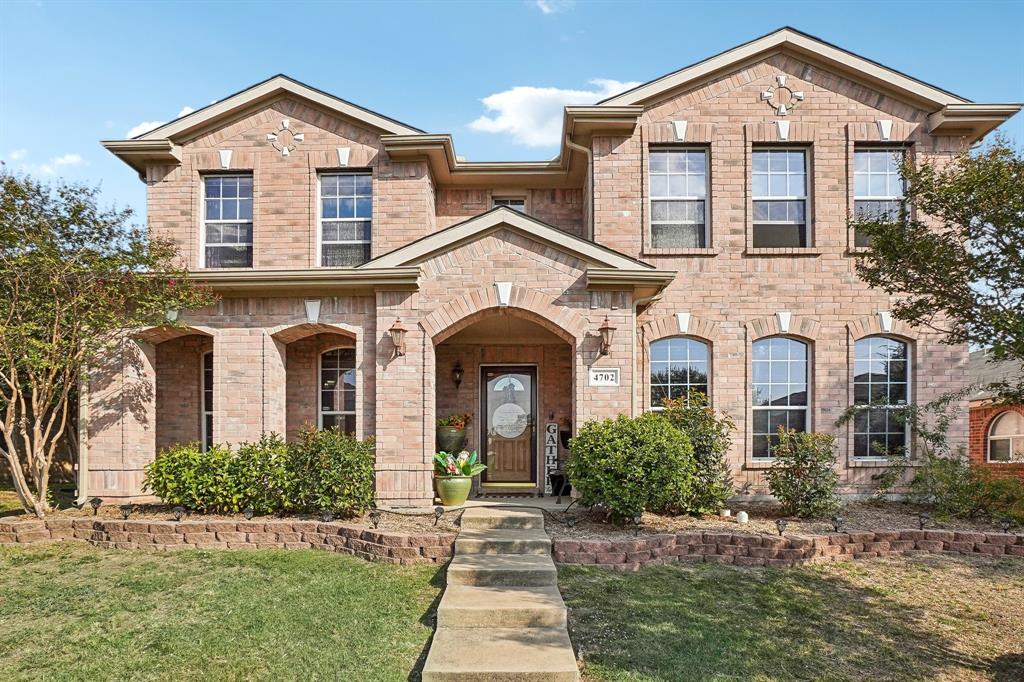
[[2, 0, 1022, 222]]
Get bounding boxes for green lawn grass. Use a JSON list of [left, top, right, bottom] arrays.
[[0, 543, 443, 681], [560, 555, 1024, 682]]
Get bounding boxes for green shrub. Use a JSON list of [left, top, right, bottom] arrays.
[[230, 434, 290, 514], [566, 413, 695, 522], [660, 394, 734, 515], [909, 451, 1024, 523], [286, 426, 375, 515], [143, 442, 237, 513], [765, 429, 841, 518]]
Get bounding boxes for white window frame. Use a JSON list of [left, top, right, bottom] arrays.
[[200, 173, 254, 269], [852, 336, 911, 460], [987, 411, 1024, 464], [649, 147, 709, 249], [648, 336, 711, 411], [317, 172, 373, 268], [752, 147, 810, 248], [201, 351, 213, 452], [492, 196, 526, 212], [853, 147, 906, 248], [751, 336, 811, 459], [317, 346, 357, 434]]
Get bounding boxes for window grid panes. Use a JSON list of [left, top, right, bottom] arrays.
[[202, 352, 213, 452], [988, 411, 1024, 463], [320, 348, 357, 435], [853, 337, 910, 458], [320, 173, 372, 267], [204, 175, 253, 268], [649, 148, 708, 248], [752, 149, 808, 248], [650, 337, 709, 408], [493, 197, 526, 212], [752, 337, 809, 457], [854, 149, 906, 248]]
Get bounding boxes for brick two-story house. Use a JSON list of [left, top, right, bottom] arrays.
[[87, 28, 1019, 507]]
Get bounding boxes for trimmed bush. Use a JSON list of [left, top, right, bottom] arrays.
[[567, 413, 695, 522], [909, 451, 1024, 523], [660, 394, 735, 515], [230, 434, 290, 514], [143, 442, 238, 514], [286, 426, 375, 515], [765, 429, 841, 518]]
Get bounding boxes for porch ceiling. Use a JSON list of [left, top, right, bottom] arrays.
[[440, 314, 567, 346]]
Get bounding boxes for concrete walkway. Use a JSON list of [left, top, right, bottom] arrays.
[[422, 506, 579, 681]]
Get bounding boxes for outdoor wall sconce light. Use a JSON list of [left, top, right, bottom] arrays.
[[389, 317, 408, 357], [598, 316, 617, 356], [242, 506, 254, 521], [918, 511, 930, 530], [119, 504, 133, 520], [172, 506, 185, 522], [89, 497, 102, 516], [775, 518, 788, 536], [452, 362, 464, 389]]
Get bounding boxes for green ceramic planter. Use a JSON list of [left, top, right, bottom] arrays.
[[435, 475, 473, 506], [436, 426, 466, 453]]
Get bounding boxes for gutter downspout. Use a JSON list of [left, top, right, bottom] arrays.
[[564, 135, 594, 240], [631, 292, 663, 416]]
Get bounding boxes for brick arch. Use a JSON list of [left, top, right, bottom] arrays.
[[135, 324, 214, 345], [848, 313, 917, 342], [421, 285, 586, 346], [641, 312, 720, 343], [267, 321, 358, 345], [746, 313, 820, 342]]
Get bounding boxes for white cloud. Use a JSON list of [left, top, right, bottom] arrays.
[[52, 153, 84, 167], [469, 78, 640, 147], [126, 120, 164, 138], [7, 149, 27, 161], [534, 0, 574, 14], [177, 106, 195, 118]]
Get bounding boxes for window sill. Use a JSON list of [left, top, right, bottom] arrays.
[[744, 458, 776, 470], [846, 247, 872, 256], [848, 457, 897, 468], [643, 247, 719, 257], [744, 247, 824, 257]]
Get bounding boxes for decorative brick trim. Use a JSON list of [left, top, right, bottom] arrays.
[[641, 313, 720, 343], [0, 518, 454, 566], [746, 314, 820, 342], [847, 314, 917, 342], [135, 324, 214, 345], [552, 528, 1024, 572], [267, 321, 359, 344]]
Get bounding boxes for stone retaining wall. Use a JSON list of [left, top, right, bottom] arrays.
[[0, 518, 455, 566], [553, 529, 1024, 572]]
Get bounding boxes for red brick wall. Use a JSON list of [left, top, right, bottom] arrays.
[[969, 403, 1024, 479]]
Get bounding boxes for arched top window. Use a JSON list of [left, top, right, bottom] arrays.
[[649, 337, 709, 409], [853, 336, 910, 459], [988, 411, 1024, 463], [752, 336, 809, 458], [201, 351, 213, 452], [319, 347, 356, 435]]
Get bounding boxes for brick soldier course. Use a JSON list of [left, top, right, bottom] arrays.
[[89, 27, 1019, 509]]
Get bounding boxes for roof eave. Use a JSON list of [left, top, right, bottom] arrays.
[[185, 266, 421, 294], [927, 103, 1022, 143], [100, 139, 181, 177]]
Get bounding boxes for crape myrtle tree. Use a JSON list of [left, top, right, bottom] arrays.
[[0, 171, 216, 517], [849, 136, 1024, 401]]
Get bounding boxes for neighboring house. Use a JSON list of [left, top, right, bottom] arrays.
[[969, 350, 1024, 478], [86, 27, 1019, 506]]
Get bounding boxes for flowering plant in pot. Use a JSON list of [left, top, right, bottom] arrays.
[[436, 413, 471, 453], [433, 450, 486, 506]]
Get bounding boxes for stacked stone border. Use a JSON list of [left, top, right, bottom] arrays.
[[0, 518, 455, 566], [553, 529, 1024, 571]]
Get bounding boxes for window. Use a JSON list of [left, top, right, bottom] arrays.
[[752, 337, 809, 457], [650, 337, 709, 408], [201, 351, 213, 452], [853, 337, 910, 458], [988, 411, 1024, 463], [752, 149, 808, 248], [203, 175, 253, 268], [649, 148, 708, 248], [493, 197, 526, 212], [320, 173, 372, 266], [854, 149, 905, 248], [319, 347, 356, 434]]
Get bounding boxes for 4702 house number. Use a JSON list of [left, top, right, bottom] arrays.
[[588, 368, 619, 387]]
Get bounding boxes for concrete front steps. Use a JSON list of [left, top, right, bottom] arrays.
[[422, 507, 579, 682]]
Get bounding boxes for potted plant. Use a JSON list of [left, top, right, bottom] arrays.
[[433, 450, 486, 506], [436, 413, 471, 452]]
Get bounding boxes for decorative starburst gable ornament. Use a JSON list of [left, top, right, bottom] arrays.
[[266, 119, 305, 157], [760, 75, 805, 116]]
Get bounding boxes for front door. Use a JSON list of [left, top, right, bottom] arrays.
[[480, 366, 537, 487]]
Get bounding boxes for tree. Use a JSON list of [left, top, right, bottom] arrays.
[[849, 136, 1024, 400], [0, 171, 216, 517]]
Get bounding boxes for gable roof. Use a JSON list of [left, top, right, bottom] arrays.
[[132, 74, 424, 142], [360, 206, 664, 274], [600, 27, 972, 109], [969, 350, 1024, 402]]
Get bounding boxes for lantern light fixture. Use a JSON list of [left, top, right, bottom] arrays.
[[918, 511, 930, 531], [598, 316, 617, 356], [89, 497, 102, 516], [172, 506, 185, 522], [775, 518, 788, 536], [1001, 517, 1012, 534], [119, 504, 133, 520], [242, 506, 254, 521], [831, 515, 843, 533], [452, 362, 464, 389], [369, 509, 382, 529], [389, 318, 409, 357], [433, 506, 445, 526]]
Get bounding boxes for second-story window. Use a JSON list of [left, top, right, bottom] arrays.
[[649, 148, 707, 248], [752, 149, 808, 248], [203, 175, 253, 268], [493, 197, 526, 212], [854, 148, 905, 248], [320, 173, 372, 267]]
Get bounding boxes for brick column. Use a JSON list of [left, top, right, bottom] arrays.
[[213, 328, 277, 445], [263, 335, 287, 437]]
